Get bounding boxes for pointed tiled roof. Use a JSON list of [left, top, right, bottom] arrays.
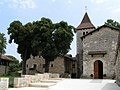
[[77, 12, 95, 30]]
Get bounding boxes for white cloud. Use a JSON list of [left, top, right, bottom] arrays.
[[7, 0, 37, 9]]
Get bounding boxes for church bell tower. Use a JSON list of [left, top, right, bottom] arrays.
[[76, 12, 95, 77]]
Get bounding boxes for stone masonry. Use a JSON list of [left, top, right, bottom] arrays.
[[82, 25, 119, 79], [116, 50, 120, 86], [26, 56, 65, 75], [0, 78, 9, 90]]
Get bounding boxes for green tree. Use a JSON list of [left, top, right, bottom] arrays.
[[8, 18, 75, 74], [105, 19, 120, 28], [32, 18, 75, 72], [0, 33, 7, 55], [32, 18, 58, 72], [8, 21, 33, 74], [7, 55, 20, 76]]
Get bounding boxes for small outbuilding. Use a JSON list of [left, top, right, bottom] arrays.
[[0, 55, 12, 75]]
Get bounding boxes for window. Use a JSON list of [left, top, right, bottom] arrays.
[[51, 64, 53, 67], [26, 64, 28, 68], [33, 64, 37, 69], [86, 31, 88, 34], [83, 32, 85, 35]]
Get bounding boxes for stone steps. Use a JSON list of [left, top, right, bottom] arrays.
[[29, 82, 56, 88], [41, 80, 60, 83]]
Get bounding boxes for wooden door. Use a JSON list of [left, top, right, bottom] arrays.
[[94, 61, 99, 79], [94, 60, 103, 79]]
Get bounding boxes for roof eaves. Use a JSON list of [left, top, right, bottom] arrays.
[[81, 24, 120, 39]]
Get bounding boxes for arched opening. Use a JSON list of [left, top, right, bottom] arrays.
[[94, 60, 103, 79]]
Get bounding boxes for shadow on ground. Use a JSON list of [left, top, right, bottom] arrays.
[[102, 83, 120, 90]]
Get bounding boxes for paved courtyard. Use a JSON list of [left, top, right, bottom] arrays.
[[9, 79, 120, 90]]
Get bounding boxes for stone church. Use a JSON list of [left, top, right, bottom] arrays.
[[25, 12, 120, 84], [76, 12, 120, 79]]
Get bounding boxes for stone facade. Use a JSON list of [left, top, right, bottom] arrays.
[[26, 56, 45, 74], [81, 26, 119, 79], [49, 57, 65, 74], [0, 55, 12, 75], [0, 66, 9, 75], [116, 33, 120, 86], [76, 12, 120, 80], [0, 78, 9, 90], [76, 28, 94, 77], [26, 56, 77, 78], [116, 50, 120, 86], [76, 12, 95, 78], [26, 56, 65, 75]]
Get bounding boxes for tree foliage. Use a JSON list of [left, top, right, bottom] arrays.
[[7, 55, 21, 76], [105, 19, 120, 29], [0, 33, 7, 54], [8, 21, 33, 74], [8, 17, 75, 73]]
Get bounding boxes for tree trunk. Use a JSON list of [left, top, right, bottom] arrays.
[[22, 59, 26, 75], [22, 48, 27, 75], [45, 59, 50, 73]]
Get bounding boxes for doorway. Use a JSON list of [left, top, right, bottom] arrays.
[[94, 60, 103, 79]]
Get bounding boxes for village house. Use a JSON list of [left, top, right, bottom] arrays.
[[26, 55, 77, 78], [0, 55, 12, 75]]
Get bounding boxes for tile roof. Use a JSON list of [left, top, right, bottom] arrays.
[[64, 54, 76, 61], [0, 55, 12, 61], [81, 24, 120, 39], [77, 12, 95, 30]]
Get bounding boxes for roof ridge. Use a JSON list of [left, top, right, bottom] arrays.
[[81, 24, 120, 39]]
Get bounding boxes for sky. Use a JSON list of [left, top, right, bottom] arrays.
[[1, 0, 120, 61]]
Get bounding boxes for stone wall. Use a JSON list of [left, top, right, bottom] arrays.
[[26, 56, 45, 74], [26, 56, 65, 75], [0, 65, 9, 75], [76, 29, 94, 78], [0, 78, 9, 90], [49, 57, 64, 74], [116, 50, 120, 86], [77, 29, 94, 54], [14, 73, 60, 88], [82, 27, 119, 78]]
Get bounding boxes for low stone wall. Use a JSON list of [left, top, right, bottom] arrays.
[[0, 78, 9, 90], [14, 73, 60, 88], [49, 73, 60, 78], [14, 78, 29, 88]]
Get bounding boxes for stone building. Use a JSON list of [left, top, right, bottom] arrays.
[[26, 55, 77, 78], [116, 32, 120, 86], [0, 55, 12, 75], [76, 12, 119, 79], [76, 12, 95, 77]]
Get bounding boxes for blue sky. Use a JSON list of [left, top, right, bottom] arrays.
[[0, 0, 120, 61]]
